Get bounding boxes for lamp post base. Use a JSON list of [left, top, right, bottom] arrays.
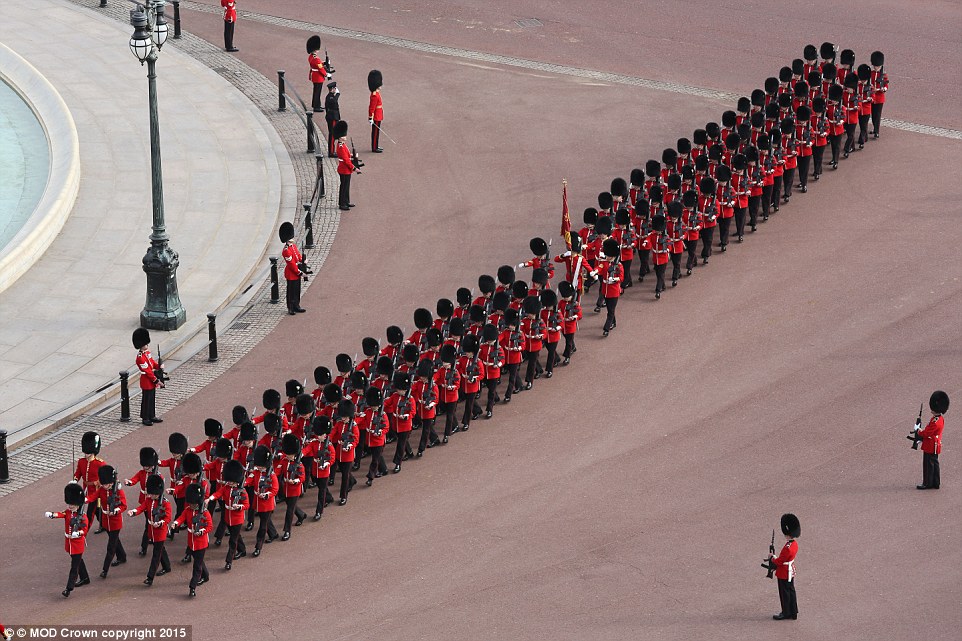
[[141, 242, 186, 330]]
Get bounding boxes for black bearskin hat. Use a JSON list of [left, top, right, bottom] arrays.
[[252, 445, 270, 468], [168, 432, 188, 456], [306, 35, 321, 54], [401, 343, 419, 363], [794, 80, 809, 99], [750, 89, 766, 107], [214, 437, 233, 460], [469, 304, 486, 323], [692, 129, 707, 146], [440, 343, 457, 364], [598, 192, 614, 211], [204, 418, 223, 438], [569, 234, 582, 254], [732, 153, 747, 171], [840, 49, 855, 66], [803, 44, 818, 61], [337, 399, 355, 420], [393, 371, 411, 391], [630, 168, 644, 186], [870, 51, 884, 67], [764, 77, 779, 94], [262, 389, 281, 411], [456, 288, 473, 307], [736, 96, 751, 113], [661, 148, 677, 167], [857, 64, 871, 82], [497, 265, 515, 286], [285, 379, 302, 398], [186, 483, 204, 506], [368, 69, 383, 92], [645, 159, 662, 177], [529, 237, 549, 257], [781, 513, 801, 538], [602, 238, 619, 259], [310, 415, 332, 437], [677, 137, 692, 155], [322, 383, 342, 404], [699, 176, 716, 194], [145, 474, 164, 496], [449, 317, 465, 336], [705, 122, 721, 139], [725, 132, 741, 151], [81, 431, 101, 455], [332, 120, 348, 139], [362, 337, 380, 357], [797, 105, 812, 121], [750, 111, 765, 129], [778, 92, 792, 110], [930, 391, 950, 415], [716, 165, 732, 183], [65, 482, 85, 506], [182, 452, 202, 475], [504, 308, 520, 328], [387, 325, 405, 345], [239, 421, 257, 442], [682, 190, 698, 209], [97, 464, 115, 486], [478, 274, 497, 294], [375, 355, 394, 378], [694, 154, 710, 172], [295, 393, 315, 416], [414, 308, 433, 330], [667, 173, 682, 192], [462, 334, 480, 354], [792, 58, 805, 75], [222, 460, 244, 485], [583, 207, 598, 226], [436, 298, 455, 318], [282, 433, 300, 456], [532, 268, 548, 286], [779, 66, 793, 83], [232, 405, 250, 425], [667, 201, 683, 219], [522, 295, 542, 317], [365, 386, 383, 407], [335, 353, 353, 374], [415, 358, 434, 379], [812, 97, 826, 114], [615, 208, 630, 226], [820, 41, 835, 60], [140, 447, 159, 468], [512, 280, 529, 299], [610, 177, 628, 198], [426, 327, 442, 348], [828, 84, 844, 102], [744, 146, 759, 163], [649, 184, 663, 204], [557, 280, 575, 299], [279, 221, 296, 243], [651, 214, 667, 233], [595, 215, 613, 237], [481, 323, 499, 342], [822, 63, 837, 82], [132, 327, 150, 349]]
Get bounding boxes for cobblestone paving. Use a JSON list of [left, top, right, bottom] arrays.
[[0, 0, 339, 497]]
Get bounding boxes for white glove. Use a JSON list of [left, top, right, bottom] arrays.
[[71, 531, 82, 539], [562, 251, 571, 257], [45, 511, 54, 519], [369, 119, 375, 126], [517, 262, 525, 269]]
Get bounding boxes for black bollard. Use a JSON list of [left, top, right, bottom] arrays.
[[172, 1, 182, 39], [277, 71, 286, 112], [0, 429, 9, 483], [207, 313, 219, 362], [120, 371, 131, 423], [315, 152, 325, 198], [303, 203, 315, 249], [269, 257, 279, 304], [306, 111, 316, 153], [100, 0, 107, 7]]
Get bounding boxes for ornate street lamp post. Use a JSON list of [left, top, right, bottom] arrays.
[[129, 1, 186, 330]]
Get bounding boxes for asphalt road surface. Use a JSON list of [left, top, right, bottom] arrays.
[[2, 1, 960, 640]]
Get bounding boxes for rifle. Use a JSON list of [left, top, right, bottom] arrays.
[[761, 529, 777, 578], [340, 418, 356, 453], [323, 49, 335, 74], [154, 345, 170, 383], [107, 469, 121, 514], [349, 137, 364, 173], [907, 403, 924, 450]]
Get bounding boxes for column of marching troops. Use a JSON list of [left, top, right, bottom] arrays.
[[47, 42, 891, 600]]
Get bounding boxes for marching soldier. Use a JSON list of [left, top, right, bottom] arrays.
[[768, 513, 801, 621], [479, 323, 503, 418], [553, 235, 595, 294], [127, 474, 172, 585], [221, 0, 238, 52], [133, 328, 164, 426], [557, 281, 581, 365], [412, 359, 441, 455], [698, 177, 718, 263], [95, 465, 127, 578], [282, 380, 302, 425], [208, 438, 233, 545], [307, 35, 327, 112], [368, 70, 384, 153], [275, 434, 306, 537], [539, 290, 562, 378], [73, 431, 104, 532], [302, 416, 335, 519], [191, 419, 223, 461], [208, 459, 248, 569], [161, 432, 188, 527], [435, 344, 462, 440], [457, 335, 483, 428], [647, 216, 668, 300], [911, 391, 949, 490], [520, 296, 545, 388], [856, 64, 873, 148], [499, 309, 524, 400], [613, 209, 636, 287], [869, 51, 888, 138], [246, 445, 278, 557], [362, 387, 389, 482], [125, 446, 159, 556], [518, 238, 556, 282], [171, 484, 213, 597], [331, 400, 359, 504], [172, 452, 208, 563], [280, 221, 307, 315], [666, 202, 685, 286], [46, 482, 91, 597], [333, 121, 355, 211], [325, 82, 340, 157], [233, 422, 258, 530]]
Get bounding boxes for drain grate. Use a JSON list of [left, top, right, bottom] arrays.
[[515, 18, 542, 28], [231, 322, 251, 331]]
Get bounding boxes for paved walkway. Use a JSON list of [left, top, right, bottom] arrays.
[[0, 0, 295, 445]]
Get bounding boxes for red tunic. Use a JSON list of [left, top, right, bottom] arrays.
[[308, 52, 326, 84], [301, 437, 335, 478], [130, 497, 172, 543], [74, 457, 104, 503], [245, 469, 278, 513], [917, 415, 944, 455], [541, 308, 563, 344], [53, 510, 89, 555], [136, 349, 160, 390], [282, 243, 302, 281], [173, 507, 213, 552], [369, 90, 383, 121], [412, 378, 439, 419], [96, 486, 127, 532], [771, 539, 798, 580], [559, 299, 582, 335], [598, 259, 625, 296], [274, 458, 305, 498], [208, 484, 249, 526], [221, 0, 236, 22], [434, 366, 461, 403], [479, 342, 503, 379], [499, 328, 525, 365], [331, 419, 359, 463]]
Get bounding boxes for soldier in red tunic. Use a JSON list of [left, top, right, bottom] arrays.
[[869, 51, 888, 138], [280, 221, 306, 315], [910, 391, 949, 489], [331, 400, 359, 504], [127, 474, 172, 585], [245, 445, 278, 557], [221, 0, 238, 52], [306, 35, 327, 111], [95, 465, 127, 578], [73, 431, 105, 532], [301, 416, 335, 519], [274, 434, 306, 538], [208, 458, 248, 569], [368, 70, 384, 152], [46, 483, 91, 597], [171, 484, 213, 597], [133, 328, 164, 425], [334, 121, 355, 211], [362, 387, 389, 481], [412, 359, 441, 455], [125, 446, 160, 555], [767, 513, 800, 620]]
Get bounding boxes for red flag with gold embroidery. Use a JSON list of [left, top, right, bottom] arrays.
[[561, 179, 571, 249]]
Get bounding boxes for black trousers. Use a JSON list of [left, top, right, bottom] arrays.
[[483, 378, 499, 411], [636, 249, 650, 279], [684, 239, 698, 270], [223, 20, 234, 50], [147, 540, 170, 580], [504, 362, 521, 397], [140, 388, 156, 421], [312, 82, 323, 112], [761, 185, 773, 219], [255, 512, 276, 550], [440, 401, 458, 437], [326, 119, 337, 156], [777, 578, 798, 617], [245, 487, 256, 526], [544, 342, 559, 375], [103, 529, 126, 573], [718, 217, 731, 247], [337, 461, 356, 500], [461, 391, 480, 426], [562, 334, 576, 359], [622, 259, 633, 285], [418, 418, 440, 451], [782, 168, 795, 198], [85, 500, 98, 529], [858, 114, 871, 145], [771, 175, 782, 209], [67, 553, 89, 591], [313, 475, 333, 515], [700, 226, 714, 259], [828, 134, 841, 165], [813, 145, 825, 176], [797, 156, 811, 188], [523, 350, 540, 384], [734, 206, 747, 237], [214, 500, 228, 541], [871, 103, 884, 134], [367, 445, 387, 478], [603, 297, 619, 330], [338, 173, 352, 208], [371, 120, 382, 151], [140, 518, 149, 554], [393, 431, 413, 465], [189, 548, 209, 590], [653, 264, 666, 294], [226, 523, 246, 563], [286, 278, 301, 313], [748, 196, 760, 229], [844, 122, 857, 153], [922, 452, 941, 489], [282, 496, 306, 531], [670, 252, 682, 282]]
